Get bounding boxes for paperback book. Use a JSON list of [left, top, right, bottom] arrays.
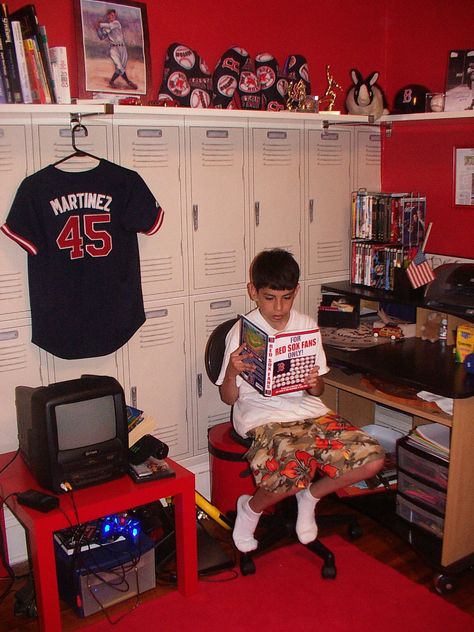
[[240, 315, 320, 397]]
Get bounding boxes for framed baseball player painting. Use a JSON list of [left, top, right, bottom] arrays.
[[74, 0, 151, 102]]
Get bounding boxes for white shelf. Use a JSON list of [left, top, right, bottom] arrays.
[[380, 110, 474, 123]]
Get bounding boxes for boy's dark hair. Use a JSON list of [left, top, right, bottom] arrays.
[[250, 249, 300, 290]]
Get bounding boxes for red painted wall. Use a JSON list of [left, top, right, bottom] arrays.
[[5, 0, 474, 258]]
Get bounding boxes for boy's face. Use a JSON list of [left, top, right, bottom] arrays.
[[247, 283, 299, 330]]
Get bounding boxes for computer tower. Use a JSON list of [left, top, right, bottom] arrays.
[[54, 532, 155, 617]]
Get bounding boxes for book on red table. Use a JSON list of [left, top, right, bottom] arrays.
[[239, 315, 320, 397]]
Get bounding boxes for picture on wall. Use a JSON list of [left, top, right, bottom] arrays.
[[454, 148, 474, 207], [444, 49, 474, 112], [74, 0, 151, 101]]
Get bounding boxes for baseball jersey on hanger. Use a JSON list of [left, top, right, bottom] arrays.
[[1, 159, 164, 359]]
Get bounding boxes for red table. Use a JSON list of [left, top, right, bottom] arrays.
[[0, 452, 198, 631]]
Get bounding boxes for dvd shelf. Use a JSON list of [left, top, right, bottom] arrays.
[[350, 190, 426, 290]]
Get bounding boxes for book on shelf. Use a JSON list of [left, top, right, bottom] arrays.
[[10, 3, 55, 103], [11, 19, 32, 103], [49, 45, 71, 104], [22, 36, 42, 103], [23, 36, 44, 103], [126, 405, 156, 447], [0, 15, 13, 102], [0, 63, 5, 102], [0, 3, 22, 103], [239, 315, 320, 397]]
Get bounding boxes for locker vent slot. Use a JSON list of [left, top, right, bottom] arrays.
[[204, 250, 237, 277], [0, 137, 14, 172], [200, 141, 235, 167], [154, 426, 180, 449], [262, 142, 293, 166], [0, 339, 27, 373], [364, 140, 381, 166], [205, 310, 237, 337], [141, 256, 174, 283], [0, 272, 24, 302], [50, 142, 99, 171], [316, 142, 344, 167], [131, 140, 170, 168], [316, 240, 344, 264], [139, 313, 175, 348]]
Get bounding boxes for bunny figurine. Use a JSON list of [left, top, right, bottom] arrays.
[[345, 69, 389, 119]]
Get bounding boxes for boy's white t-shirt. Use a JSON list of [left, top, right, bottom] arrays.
[[216, 308, 330, 437]]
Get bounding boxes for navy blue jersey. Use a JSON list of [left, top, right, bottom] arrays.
[[1, 160, 164, 359]]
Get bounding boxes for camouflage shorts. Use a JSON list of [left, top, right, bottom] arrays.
[[245, 412, 384, 493]]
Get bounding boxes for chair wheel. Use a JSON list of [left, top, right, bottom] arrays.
[[321, 562, 337, 580], [240, 553, 256, 576], [433, 573, 456, 594]]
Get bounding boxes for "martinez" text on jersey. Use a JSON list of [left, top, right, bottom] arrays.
[[50, 192, 113, 216]]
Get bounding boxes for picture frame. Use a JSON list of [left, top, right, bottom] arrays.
[[454, 147, 474, 207], [73, 0, 151, 102]]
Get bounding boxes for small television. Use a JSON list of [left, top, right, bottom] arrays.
[[16, 375, 129, 493]]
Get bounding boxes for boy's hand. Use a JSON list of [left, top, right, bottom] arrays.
[[227, 343, 256, 379], [305, 365, 324, 396]]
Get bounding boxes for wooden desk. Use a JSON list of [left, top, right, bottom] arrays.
[[321, 280, 474, 577], [0, 453, 198, 632]]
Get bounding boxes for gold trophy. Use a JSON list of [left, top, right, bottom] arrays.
[[319, 64, 342, 111], [286, 79, 307, 111]]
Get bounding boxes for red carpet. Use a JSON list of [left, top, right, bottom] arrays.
[[84, 535, 472, 632]]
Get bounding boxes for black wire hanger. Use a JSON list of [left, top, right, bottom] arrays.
[[52, 122, 102, 166]]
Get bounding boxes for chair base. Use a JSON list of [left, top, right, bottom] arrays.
[[234, 496, 362, 579]]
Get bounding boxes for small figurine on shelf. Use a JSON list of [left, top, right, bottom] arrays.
[[345, 69, 389, 119], [286, 79, 307, 111], [319, 64, 342, 111]]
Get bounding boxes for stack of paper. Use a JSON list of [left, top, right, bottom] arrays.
[[406, 423, 450, 461]]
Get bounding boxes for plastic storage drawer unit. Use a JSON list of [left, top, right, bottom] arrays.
[[396, 494, 444, 538], [397, 470, 447, 514], [397, 437, 449, 490]]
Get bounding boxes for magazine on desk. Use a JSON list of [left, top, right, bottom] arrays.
[[239, 315, 320, 397]]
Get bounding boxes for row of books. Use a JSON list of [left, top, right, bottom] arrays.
[[351, 190, 426, 247], [0, 3, 70, 104], [351, 242, 409, 290]]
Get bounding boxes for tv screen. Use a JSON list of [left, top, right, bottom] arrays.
[[55, 395, 117, 451]]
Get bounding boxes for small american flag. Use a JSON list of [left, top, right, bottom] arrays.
[[406, 249, 436, 289]]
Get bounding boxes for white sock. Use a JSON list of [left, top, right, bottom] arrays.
[[232, 494, 262, 553], [296, 487, 320, 544]]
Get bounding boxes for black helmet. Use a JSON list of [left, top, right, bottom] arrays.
[[393, 84, 430, 113]]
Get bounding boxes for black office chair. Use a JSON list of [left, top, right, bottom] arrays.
[[205, 318, 362, 578]]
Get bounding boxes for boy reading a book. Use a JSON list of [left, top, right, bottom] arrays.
[[217, 249, 384, 553]]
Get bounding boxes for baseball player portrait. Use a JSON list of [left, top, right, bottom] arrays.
[[78, 0, 148, 96], [97, 8, 137, 90]]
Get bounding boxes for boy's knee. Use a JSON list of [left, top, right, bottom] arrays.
[[364, 456, 385, 477]]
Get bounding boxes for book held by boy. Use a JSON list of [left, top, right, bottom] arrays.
[[240, 315, 320, 397]]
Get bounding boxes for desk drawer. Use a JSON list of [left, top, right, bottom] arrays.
[[396, 494, 444, 539], [397, 470, 447, 515], [397, 438, 449, 490]]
